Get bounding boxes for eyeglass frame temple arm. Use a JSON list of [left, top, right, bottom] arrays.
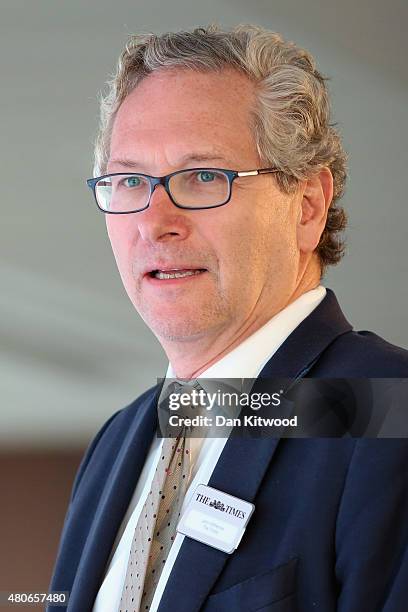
[[236, 168, 279, 177]]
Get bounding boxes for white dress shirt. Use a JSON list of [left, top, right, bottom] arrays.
[[92, 285, 326, 612]]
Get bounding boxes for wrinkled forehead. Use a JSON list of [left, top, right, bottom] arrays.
[[109, 68, 261, 172]]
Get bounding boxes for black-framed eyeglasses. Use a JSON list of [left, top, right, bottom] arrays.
[[86, 167, 279, 214]]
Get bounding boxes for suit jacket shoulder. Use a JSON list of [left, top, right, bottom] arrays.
[[311, 328, 408, 376]]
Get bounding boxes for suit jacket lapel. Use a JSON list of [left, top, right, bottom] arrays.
[[258, 288, 352, 379], [157, 288, 353, 612], [67, 386, 161, 612]]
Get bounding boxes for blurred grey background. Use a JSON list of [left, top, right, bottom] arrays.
[[1, 0, 407, 450]]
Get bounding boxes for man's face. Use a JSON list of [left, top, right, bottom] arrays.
[[106, 68, 301, 346]]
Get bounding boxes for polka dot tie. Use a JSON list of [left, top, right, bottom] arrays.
[[119, 386, 195, 612]]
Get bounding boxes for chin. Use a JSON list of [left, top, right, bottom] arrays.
[[134, 294, 233, 342], [151, 319, 213, 343], [141, 310, 225, 343]]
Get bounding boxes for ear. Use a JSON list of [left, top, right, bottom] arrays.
[[296, 167, 334, 253]]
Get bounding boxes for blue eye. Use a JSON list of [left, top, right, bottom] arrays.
[[124, 176, 142, 188], [197, 171, 216, 182]]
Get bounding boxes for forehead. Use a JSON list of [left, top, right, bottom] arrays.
[[109, 67, 260, 170]]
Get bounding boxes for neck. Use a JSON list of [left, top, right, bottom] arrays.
[[162, 257, 322, 379]]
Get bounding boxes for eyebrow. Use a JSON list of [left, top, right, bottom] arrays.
[[108, 153, 228, 170]]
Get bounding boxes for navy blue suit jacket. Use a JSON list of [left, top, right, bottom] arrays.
[[48, 289, 408, 611]]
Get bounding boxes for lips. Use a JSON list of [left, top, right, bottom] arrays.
[[149, 268, 207, 279], [142, 260, 208, 278]]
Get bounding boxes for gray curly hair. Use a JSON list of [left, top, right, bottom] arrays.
[[94, 24, 348, 273]]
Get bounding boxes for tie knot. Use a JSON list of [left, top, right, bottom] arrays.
[[157, 379, 206, 437]]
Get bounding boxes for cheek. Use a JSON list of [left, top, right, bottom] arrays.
[[212, 212, 266, 286], [225, 204, 295, 281], [106, 216, 135, 265]]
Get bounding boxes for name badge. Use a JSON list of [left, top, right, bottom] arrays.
[[177, 484, 255, 554]]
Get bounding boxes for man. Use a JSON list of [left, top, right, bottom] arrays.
[[49, 25, 408, 611]]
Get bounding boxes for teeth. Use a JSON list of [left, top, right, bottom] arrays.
[[154, 269, 204, 280]]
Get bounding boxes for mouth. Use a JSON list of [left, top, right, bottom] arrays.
[[147, 268, 208, 280]]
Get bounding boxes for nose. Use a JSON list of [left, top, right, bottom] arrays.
[[136, 184, 191, 244]]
